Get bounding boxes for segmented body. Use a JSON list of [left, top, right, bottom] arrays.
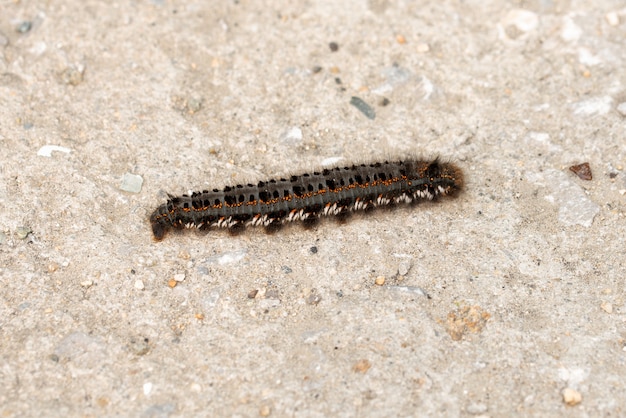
[[149, 159, 463, 240]]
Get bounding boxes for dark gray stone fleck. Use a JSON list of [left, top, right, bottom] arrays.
[[350, 96, 376, 120]]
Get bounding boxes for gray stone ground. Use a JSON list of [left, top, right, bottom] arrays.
[[1, 1, 626, 416]]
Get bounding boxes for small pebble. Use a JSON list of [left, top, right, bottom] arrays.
[[398, 261, 411, 276], [17, 21, 32, 33], [375, 276, 385, 286], [47, 262, 58, 273], [605, 11, 620, 26], [388, 285, 428, 297], [37, 145, 71, 157], [600, 301, 613, 314], [306, 293, 322, 305], [572, 97, 612, 116], [560, 17, 582, 42], [248, 289, 259, 299], [578, 48, 601, 67], [168, 279, 177, 288], [195, 313, 204, 320], [562, 388, 582, 406], [171, 95, 203, 114], [352, 359, 372, 373], [0, 31, 8, 47], [309, 246, 318, 254], [119, 173, 143, 193], [16, 226, 31, 239], [187, 97, 202, 113], [416, 42, 430, 53], [350, 96, 376, 120], [255, 287, 266, 299], [502, 9, 538, 33], [134, 279, 145, 290], [61, 66, 84, 86], [279, 126, 303, 144], [616, 102, 626, 117], [206, 249, 247, 265], [129, 338, 150, 356], [395, 34, 406, 44], [259, 404, 271, 416], [569, 163, 592, 181], [329, 41, 339, 52], [312, 65, 322, 73], [173, 273, 185, 282], [80, 280, 93, 288]]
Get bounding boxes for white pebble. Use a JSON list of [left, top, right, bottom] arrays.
[[577, 47, 601, 66], [605, 11, 620, 26], [134, 279, 145, 290], [571, 96, 612, 116], [174, 273, 186, 282], [418, 76, 435, 100], [502, 9, 538, 32], [119, 173, 143, 193], [398, 261, 411, 276], [280, 126, 303, 144], [616, 102, 626, 116], [560, 17, 582, 42], [416, 42, 430, 53], [37, 145, 71, 157], [205, 249, 247, 265], [143, 382, 153, 396], [527, 131, 550, 143]]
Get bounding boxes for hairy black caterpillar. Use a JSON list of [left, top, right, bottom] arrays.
[[150, 158, 463, 241]]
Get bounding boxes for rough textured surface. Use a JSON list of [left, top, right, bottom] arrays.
[[1, 1, 626, 416]]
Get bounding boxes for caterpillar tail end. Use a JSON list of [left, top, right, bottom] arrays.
[[151, 221, 167, 241]]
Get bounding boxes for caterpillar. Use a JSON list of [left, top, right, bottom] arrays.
[[149, 158, 463, 241]]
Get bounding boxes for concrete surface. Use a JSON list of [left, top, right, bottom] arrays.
[[1, 0, 626, 416]]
